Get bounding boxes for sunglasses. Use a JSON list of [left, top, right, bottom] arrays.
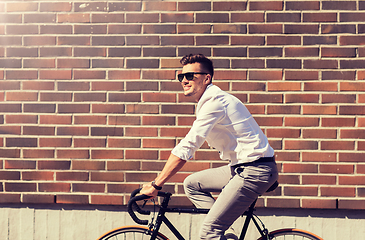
[[177, 72, 209, 82]]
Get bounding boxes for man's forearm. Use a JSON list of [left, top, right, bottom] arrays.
[[154, 153, 186, 186]]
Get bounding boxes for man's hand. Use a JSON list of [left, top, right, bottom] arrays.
[[140, 182, 159, 199]]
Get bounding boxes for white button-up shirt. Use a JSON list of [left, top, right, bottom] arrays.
[[171, 84, 274, 166]]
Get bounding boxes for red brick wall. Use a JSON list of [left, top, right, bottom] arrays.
[[0, 0, 364, 210]]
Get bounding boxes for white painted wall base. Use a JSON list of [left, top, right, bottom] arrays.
[[0, 204, 364, 240]]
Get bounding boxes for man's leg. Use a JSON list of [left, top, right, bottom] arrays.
[[183, 165, 233, 209], [199, 162, 278, 240]]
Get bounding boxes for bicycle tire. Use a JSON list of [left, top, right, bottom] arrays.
[[97, 226, 169, 240], [257, 228, 323, 240]]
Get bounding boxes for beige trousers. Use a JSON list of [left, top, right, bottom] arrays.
[[183, 161, 278, 240]]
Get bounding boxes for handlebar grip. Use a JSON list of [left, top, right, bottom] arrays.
[[127, 188, 151, 225]]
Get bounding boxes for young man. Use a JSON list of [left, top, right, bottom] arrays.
[[140, 54, 278, 240]]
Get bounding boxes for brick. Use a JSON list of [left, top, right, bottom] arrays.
[[286, 1, 319, 10], [302, 199, 337, 209], [74, 116, 106, 125], [72, 160, 105, 171], [40, 115, 72, 125], [303, 13, 337, 22], [161, 36, 194, 46], [109, 70, 141, 80], [249, 47, 281, 57], [304, 36, 336, 45], [231, 36, 265, 45], [267, 36, 301, 45], [125, 172, 157, 182], [22, 194, 54, 204], [74, 93, 106, 102], [322, 140, 355, 150], [250, 94, 282, 103], [91, 150, 123, 159], [249, 1, 283, 10], [90, 172, 124, 182], [0, 149, 20, 158], [124, 127, 157, 137], [0, 193, 21, 203], [39, 183, 70, 192], [302, 105, 337, 115], [23, 81, 55, 91], [90, 127, 123, 136], [73, 183, 105, 193], [0, 171, 20, 180], [38, 160, 70, 170], [285, 116, 318, 127], [125, 150, 158, 160], [322, 71, 355, 80], [126, 13, 159, 23], [285, 47, 319, 57], [74, 138, 106, 148], [322, 24, 356, 34], [23, 13, 56, 23], [108, 116, 140, 126], [196, 13, 229, 23], [303, 129, 337, 139], [143, 1, 176, 11], [90, 195, 123, 205], [40, 2, 72, 12], [143, 139, 175, 148], [340, 36, 365, 45], [285, 94, 319, 103], [107, 183, 140, 193], [142, 116, 175, 126], [6, 138, 37, 147], [339, 176, 365, 185], [57, 13, 90, 23], [39, 138, 72, 147], [5, 182, 37, 192], [56, 195, 89, 204], [22, 171, 54, 181], [341, 129, 365, 139], [107, 161, 140, 171], [39, 47, 72, 56], [284, 186, 318, 196], [302, 175, 336, 185], [57, 149, 89, 159], [304, 82, 338, 92], [57, 59, 89, 68], [267, 105, 300, 115], [266, 128, 300, 138], [108, 24, 141, 34], [304, 59, 338, 69], [233, 59, 264, 69], [284, 140, 318, 150], [58, 104, 90, 114], [161, 13, 194, 23], [322, 1, 356, 10], [338, 200, 365, 210], [23, 149, 55, 159], [23, 126, 55, 136], [340, 82, 365, 91], [6, 70, 37, 79], [339, 153, 365, 163], [231, 13, 264, 22], [23, 104, 55, 113], [56, 172, 89, 181], [126, 104, 158, 114], [91, 81, 124, 91], [109, 2, 141, 12], [284, 24, 319, 34], [319, 164, 354, 174], [339, 106, 365, 115], [55, 82, 89, 91], [267, 198, 300, 208], [178, 2, 210, 11], [5, 115, 37, 124]]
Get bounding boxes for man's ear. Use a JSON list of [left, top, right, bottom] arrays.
[[204, 74, 212, 85]]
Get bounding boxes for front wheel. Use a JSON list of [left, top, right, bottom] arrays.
[[97, 226, 169, 240], [257, 228, 323, 240]]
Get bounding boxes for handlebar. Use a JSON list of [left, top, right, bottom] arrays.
[[127, 188, 172, 225]]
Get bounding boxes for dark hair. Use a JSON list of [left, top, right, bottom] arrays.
[[180, 54, 214, 78]]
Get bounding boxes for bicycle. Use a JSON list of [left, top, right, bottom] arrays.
[[97, 181, 323, 240]]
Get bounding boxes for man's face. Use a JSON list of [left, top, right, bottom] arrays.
[[180, 62, 211, 101]]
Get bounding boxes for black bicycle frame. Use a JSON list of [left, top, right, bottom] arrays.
[[147, 194, 266, 240]]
